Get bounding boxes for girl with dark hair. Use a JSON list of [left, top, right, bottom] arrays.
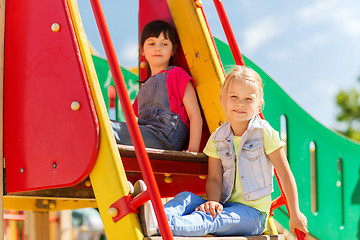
[[111, 20, 202, 152]]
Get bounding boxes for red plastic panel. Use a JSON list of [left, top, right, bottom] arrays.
[[139, 0, 189, 82], [139, 0, 210, 150], [4, 0, 100, 192], [127, 173, 206, 198]]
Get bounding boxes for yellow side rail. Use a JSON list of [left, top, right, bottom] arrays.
[[66, 0, 143, 239], [167, 0, 226, 132]]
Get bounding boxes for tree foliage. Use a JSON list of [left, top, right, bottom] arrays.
[[336, 77, 360, 141]]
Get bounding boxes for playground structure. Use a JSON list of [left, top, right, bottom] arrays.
[[1, 0, 360, 240]]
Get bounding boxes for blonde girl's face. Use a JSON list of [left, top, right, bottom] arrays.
[[225, 77, 263, 126], [141, 32, 174, 73]]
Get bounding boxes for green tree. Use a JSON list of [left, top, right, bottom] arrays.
[[336, 77, 360, 141]]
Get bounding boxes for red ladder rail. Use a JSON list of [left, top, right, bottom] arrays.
[[88, 0, 173, 239]]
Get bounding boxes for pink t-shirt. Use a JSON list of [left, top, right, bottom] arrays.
[[132, 66, 194, 128]]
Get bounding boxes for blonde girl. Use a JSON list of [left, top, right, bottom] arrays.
[[140, 65, 308, 237]]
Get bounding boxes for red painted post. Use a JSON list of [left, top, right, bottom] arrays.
[[212, 0, 245, 66], [88, 0, 173, 239], [211, 0, 265, 118]]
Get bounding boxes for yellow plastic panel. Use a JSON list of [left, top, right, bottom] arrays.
[[167, 0, 226, 132]]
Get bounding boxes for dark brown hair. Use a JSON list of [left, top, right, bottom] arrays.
[[140, 20, 177, 52], [139, 20, 178, 82]]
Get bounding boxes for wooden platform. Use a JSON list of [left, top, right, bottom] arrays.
[[145, 235, 284, 240]]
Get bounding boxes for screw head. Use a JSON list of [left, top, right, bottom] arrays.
[[85, 180, 91, 187], [140, 61, 147, 69], [51, 23, 60, 32], [109, 207, 118, 218], [71, 101, 80, 111], [164, 174, 173, 183], [194, 0, 202, 7]]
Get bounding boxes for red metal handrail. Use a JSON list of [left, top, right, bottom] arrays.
[[273, 171, 307, 239], [212, 0, 265, 120], [89, 0, 173, 239], [212, 0, 245, 66]]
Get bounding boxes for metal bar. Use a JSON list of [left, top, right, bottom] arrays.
[[212, 0, 245, 66], [88, 0, 173, 239], [274, 171, 307, 240], [130, 190, 150, 210], [0, 0, 5, 236], [212, 0, 265, 119]]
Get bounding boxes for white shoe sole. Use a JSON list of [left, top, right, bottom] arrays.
[[134, 180, 159, 236]]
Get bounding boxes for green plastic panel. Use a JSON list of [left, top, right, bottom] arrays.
[[92, 55, 139, 121], [215, 37, 360, 240]]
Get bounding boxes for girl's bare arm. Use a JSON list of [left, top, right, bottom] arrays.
[[183, 82, 202, 152], [196, 156, 223, 217], [268, 147, 308, 234]]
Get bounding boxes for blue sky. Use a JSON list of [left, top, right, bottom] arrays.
[[77, 0, 360, 130]]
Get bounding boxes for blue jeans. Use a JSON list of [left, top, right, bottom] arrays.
[[110, 110, 188, 151], [163, 192, 266, 237]]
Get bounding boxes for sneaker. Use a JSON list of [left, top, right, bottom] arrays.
[[128, 181, 134, 195], [133, 180, 159, 236]]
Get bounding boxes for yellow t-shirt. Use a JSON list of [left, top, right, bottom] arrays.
[[203, 123, 285, 213]]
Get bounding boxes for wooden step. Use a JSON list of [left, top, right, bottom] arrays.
[[119, 144, 208, 175], [145, 235, 284, 240]]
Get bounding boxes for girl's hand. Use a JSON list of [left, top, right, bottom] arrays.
[[195, 201, 223, 218], [289, 211, 308, 235], [182, 149, 195, 153]]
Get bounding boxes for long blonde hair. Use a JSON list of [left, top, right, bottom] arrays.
[[220, 65, 264, 110]]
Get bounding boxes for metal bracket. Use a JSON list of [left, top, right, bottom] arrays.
[[109, 195, 138, 223]]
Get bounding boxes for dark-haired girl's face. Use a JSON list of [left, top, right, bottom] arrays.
[[142, 32, 174, 75]]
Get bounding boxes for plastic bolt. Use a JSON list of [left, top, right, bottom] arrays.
[[109, 207, 118, 218], [51, 23, 60, 32], [71, 101, 80, 111]]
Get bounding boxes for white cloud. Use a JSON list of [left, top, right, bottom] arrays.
[[333, 8, 360, 37], [118, 41, 138, 67], [240, 16, 284, 55], [266, 48, 292, 62], [297, 0, 360, 37], [296, 1, 336, 24], [298, 34, 327, 52]]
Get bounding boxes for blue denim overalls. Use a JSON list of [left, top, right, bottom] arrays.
[[110, 68, 188, 150]]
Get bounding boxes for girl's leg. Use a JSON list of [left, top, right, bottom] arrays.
[[110, 120, 171, 149], [163, 192, 212, 236], [211, 202, 266, 236], [110, 120, 133, 145], [164, 192, 206, 217], [166, 201, 265, 237]]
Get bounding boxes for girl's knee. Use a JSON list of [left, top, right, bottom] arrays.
[[177, 191, 193, 198]]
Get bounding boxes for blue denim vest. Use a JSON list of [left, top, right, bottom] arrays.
[[213, 115, 274, 203]]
